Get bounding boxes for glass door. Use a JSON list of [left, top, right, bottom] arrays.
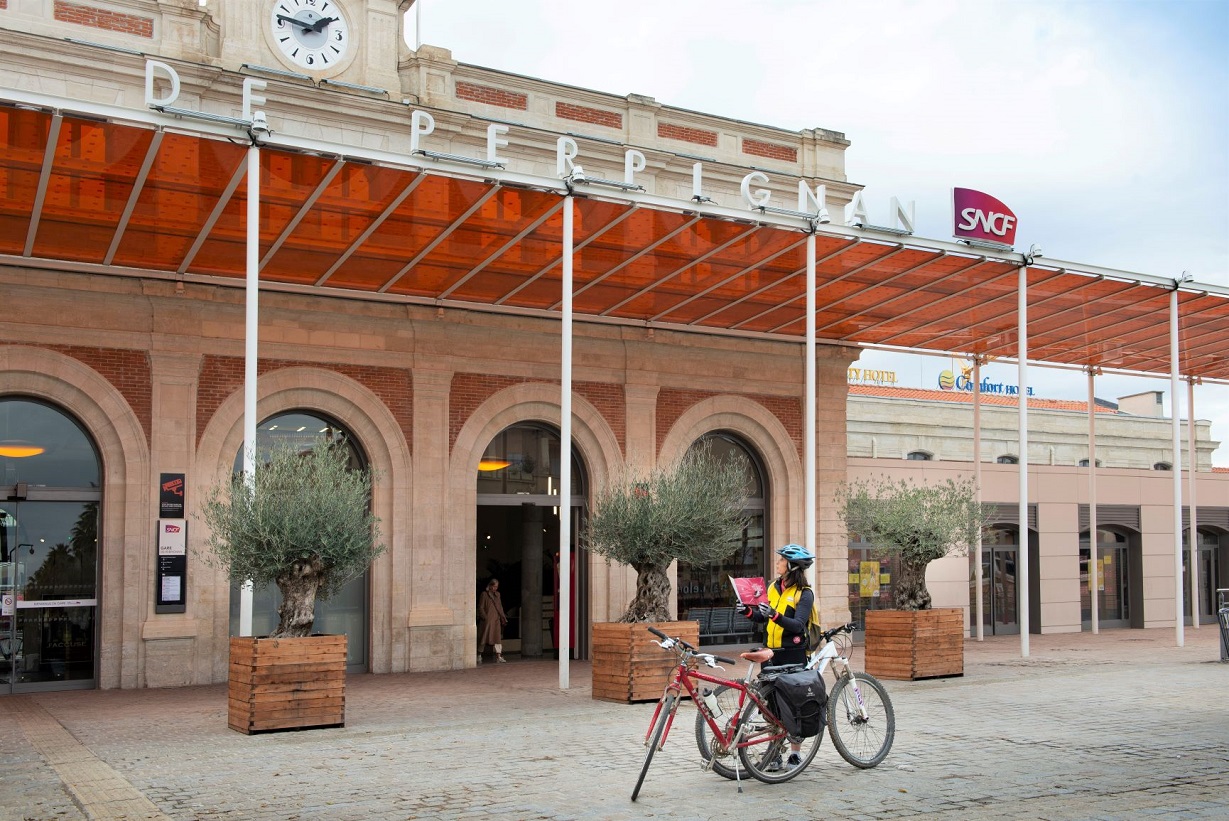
[[1, 499, 99, 693], [970, 527, 1019, 635]]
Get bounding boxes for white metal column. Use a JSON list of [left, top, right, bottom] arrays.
[[805, 233, 816, 578], [239, 145, 260, 637], [1017, 265, 1030, 657], [1087, 368, 1099, 634], [1170, 288, 1184, 647], [972, 357, 983, 641], [559, 194, 574, 689], [1187, 377, 1199, 629]]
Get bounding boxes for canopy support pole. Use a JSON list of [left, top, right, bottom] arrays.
[[1017, 265, 1030, 658], [804, 233, 816, 582], [1170, 288, 1184, 647], [239, 144, 260, 638], [972, 357, 983, 642], [1088, 368, 1099, 635], [559, 194, 574, 689], [1187, 377, 1199, 629]]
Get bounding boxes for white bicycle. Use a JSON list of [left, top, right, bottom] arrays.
[[696, 622, 895, 778]]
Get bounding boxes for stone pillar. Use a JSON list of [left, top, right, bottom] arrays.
[[408, 368, 454, 669], [520, 502, 543, 657]]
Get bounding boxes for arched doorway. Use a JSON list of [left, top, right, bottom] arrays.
[[475, 423, 586, 660], [676, 432, 767, 646], [227, 411, 371, 672], [1, 397, 101, 693]]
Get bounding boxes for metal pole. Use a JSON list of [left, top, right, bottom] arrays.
[[1088, 368, 1099, 635], [804, 233, 816, 585], [559, 194, 573, 689], [972, 357, 983, 641], [1187, 378, 1198, 629], [1017, 265, 1030, 658], [1170, 288, 1184, 647], [239, 145, 259, 638], [414, 0, 422, 50]]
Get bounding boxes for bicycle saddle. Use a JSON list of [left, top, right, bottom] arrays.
[[740, 647, 775, 664]]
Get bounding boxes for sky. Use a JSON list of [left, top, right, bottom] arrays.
[[404, 0, 1229, 465]]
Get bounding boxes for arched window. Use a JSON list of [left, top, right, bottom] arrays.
[[229, 411, 369, 672], [906, 450, 932, 461], [1, 397, 102, 690], [1153, 462, 1172, 471], [996, 455, 1019, 465], [1078, 458, 1103, 468], [678, 432, 766, 645]]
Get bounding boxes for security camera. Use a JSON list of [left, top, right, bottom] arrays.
[[568, 165, 587, 184], [1028, 243, 1043, 259], [250, 111, 270, 134], [816, 208, 831, 225]]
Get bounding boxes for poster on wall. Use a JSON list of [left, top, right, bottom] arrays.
[[160, 473, 185, 518]]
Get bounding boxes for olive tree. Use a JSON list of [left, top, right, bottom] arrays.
[[199, 437, 384, 637], [837, 476, 990, 611], [585, 444, 751, 623]]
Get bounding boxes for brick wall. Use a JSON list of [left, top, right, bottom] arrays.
[[196, 356, 413, 452], [556, 102, 622, 130], [54, 1, 154, 38], [455, 81, 528, 111], [48, 344, 152, 443], [657, 123, 719, 148], [742, 138, 798, 163], [656, 388, 802, 458], [449, 373, 625, 454]]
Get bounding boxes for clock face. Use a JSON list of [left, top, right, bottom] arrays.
[[269, 0, 351, 71]]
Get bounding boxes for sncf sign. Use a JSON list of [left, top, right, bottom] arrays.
[[952, 188, 1017, 246]]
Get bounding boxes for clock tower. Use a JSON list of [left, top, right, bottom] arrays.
[[218, 0, 404, 91]]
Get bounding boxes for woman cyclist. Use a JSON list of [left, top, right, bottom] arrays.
[[736, 543, 816, 769]]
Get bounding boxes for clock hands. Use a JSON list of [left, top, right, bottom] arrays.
[[276, 13, 338, 34]]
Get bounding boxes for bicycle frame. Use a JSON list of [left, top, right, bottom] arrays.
[[644, 651, 787, 761], [806, 631, 871, 722]]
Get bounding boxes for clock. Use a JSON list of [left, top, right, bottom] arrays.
[[269, 0, 351, 72]]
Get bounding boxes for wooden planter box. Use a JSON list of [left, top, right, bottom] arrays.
[[864, 608, 964, 681], [591, 620, 700, 703], [228, 635, 347, 734]]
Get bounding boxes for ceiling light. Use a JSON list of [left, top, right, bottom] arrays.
[[478, 459, 512, 472], [0, 441, 45, 458]]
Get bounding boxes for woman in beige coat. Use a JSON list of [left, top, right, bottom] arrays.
[[477, 577, 508, 663]]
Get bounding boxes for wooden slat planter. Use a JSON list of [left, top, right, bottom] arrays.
[[591, 620, 700, 703], [864, 608, 964, 681], [228, 635, 347, 734]]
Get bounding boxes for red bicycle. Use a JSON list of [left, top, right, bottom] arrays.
[[631, 626, 823, 800]]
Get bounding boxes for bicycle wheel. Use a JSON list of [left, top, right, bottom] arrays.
[[827, 672, 895, 768], [631, 693, 676, 801], [694, 684, 750, 780], [736, 700, 823, 784]]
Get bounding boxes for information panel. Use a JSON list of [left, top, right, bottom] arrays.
[[156, 518, 187, 614]]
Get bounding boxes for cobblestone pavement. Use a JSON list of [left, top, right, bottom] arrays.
[[2, 626, 1227, 821]]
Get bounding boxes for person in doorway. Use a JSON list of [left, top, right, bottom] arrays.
[[737, 543, 816, 769], [477, 577, 509, 664]]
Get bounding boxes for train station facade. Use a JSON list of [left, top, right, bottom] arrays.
[[1, 0, 1226, 692]]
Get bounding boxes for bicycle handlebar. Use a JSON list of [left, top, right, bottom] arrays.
[[646, 626, 736, 665]]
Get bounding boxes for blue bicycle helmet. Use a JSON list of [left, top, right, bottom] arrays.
[[776, 543, 815, 568]]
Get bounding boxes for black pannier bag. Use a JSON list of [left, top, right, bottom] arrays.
[[763, 668, 827, 738]]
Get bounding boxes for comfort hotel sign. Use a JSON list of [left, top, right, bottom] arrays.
[[141, 61, 939, 233]]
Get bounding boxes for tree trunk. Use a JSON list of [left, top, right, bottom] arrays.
[[619, 562, 672, 623], [273, 556, 326, 637], [893, 559, 932, 611]]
